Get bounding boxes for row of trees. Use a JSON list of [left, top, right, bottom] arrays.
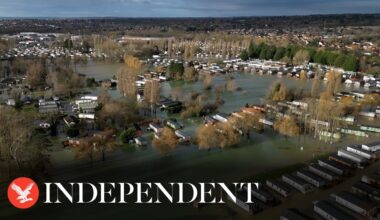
[[240, 42, 359, 71]]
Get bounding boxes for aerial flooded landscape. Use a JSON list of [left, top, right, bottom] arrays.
[[1, 1, 380, 220]]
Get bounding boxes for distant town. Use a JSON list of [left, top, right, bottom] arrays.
[[0, 14, 380, 219]]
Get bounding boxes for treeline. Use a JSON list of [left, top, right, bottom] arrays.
[[240, 42, 359, 71]]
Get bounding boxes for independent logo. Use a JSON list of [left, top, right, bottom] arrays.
[[7, 177, 39, 209]]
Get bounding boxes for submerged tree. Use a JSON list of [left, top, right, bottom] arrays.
[[267, 81, 288, 101], [196, 125, 220, 150], [152, 128, 178, 155], [217, 123, 240, 148], [117, 55, 143, 100], [202, 73, 213, 90], [184, 66, 198, 82], [293, 50, 310, 65], [274, 116, 300, 139]]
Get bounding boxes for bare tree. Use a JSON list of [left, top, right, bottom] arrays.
[[0, 107, 44, 177], [144, 79, 160, 115], [311, 76, 321, 98], [26, 61, 47, 89]]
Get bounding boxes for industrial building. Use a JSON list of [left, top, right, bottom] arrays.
[[346, 145, 375, 160], [318, 159, 349, 176], [282, 174, 313, 194], [331, 191, 378, 217], [313, 200, 356, 220], [352, 181, 380, 202], [337, 149, 367, 164], [266, 180, 291, 198], [296, 169, 327, 188], [308, 164, 339, 181], [280, 209, 311, 220]]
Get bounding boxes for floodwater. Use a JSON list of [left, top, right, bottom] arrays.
[[3, 61, 371, 219], [73, 61, 372, 181]]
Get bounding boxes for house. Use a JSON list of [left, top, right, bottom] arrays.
[[352, 181, 380, 202], [337, 150, 367, 165], [346, 145, 375, 160], [212, 113, 229, 123], [134, 137, 147, 146], [203, 115, 217, 125], [318, 159, 349, 176], [331, 191, 378, 217], [75, 101, 98, 113], [359, 124, 380, 133], [78, 113, 95, 120], [148, 123, 163, 134], [329, 154, 357, 168], [296, 169, 328, 188], [282, 174, 313, 194], [39, 100, 59, 114], [308, 164, 339, 181], [313, 200, 356, 220], [166, 119, 183, 130], [361, 174, 380, 187], [243, 185, 276, 204], [175, 130, 191, 143], [280, 209, 312, 220], [228, 191, 262, 214], [265, 180, 291, 198], [6, 98, 15, 106], [362, 141, 380, 152], [63, 115, 79, 127]]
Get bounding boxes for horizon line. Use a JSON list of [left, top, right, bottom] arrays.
[[1, 12, 380, 20]]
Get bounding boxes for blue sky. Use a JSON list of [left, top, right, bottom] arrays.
[[0, 0, 380, 17]]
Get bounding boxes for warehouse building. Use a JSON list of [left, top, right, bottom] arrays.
[[313, 200, 356, 220], [318, 159, 349, 176], [308, 164, 339, 181], [266, 179, 291, 198], [296, 169, 328, 188], [346, 145, 375, 160], [282, 174, 313, 194], [280, 209, 311, 220], [331, 191, 378, 216], [352, 181, 380, 202]]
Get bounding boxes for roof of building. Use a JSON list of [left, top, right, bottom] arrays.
[[282, 209, 311, 220], [314, 200, 356, 220], [332, 191, 377, 211]]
